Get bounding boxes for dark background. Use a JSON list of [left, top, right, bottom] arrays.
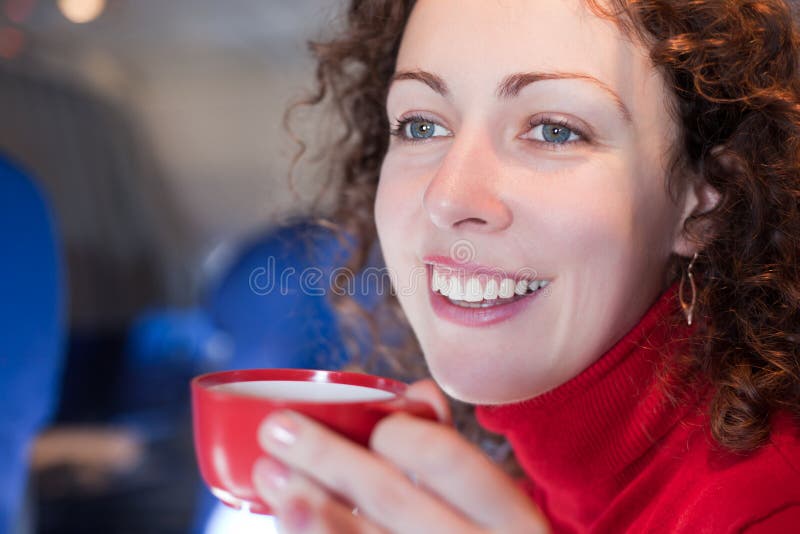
[[1, 1, 345, 532]]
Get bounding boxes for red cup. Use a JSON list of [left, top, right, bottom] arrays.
[[191, 368, 438, 515]]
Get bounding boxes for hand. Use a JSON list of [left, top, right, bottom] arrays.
[[252, 379, 551, 533]]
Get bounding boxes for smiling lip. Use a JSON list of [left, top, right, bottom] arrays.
[[421, 255, 538, 282], [425, 264, 544, 327]]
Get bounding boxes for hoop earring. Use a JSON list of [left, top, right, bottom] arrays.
[[679, 251, 698, 326]]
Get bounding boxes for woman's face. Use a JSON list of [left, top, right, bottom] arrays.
[[375, 0, 697, 404]]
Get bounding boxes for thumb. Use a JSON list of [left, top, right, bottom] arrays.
[[404, 378, 451, 425]]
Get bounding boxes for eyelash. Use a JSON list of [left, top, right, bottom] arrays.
[[389, 113, 590, 151]]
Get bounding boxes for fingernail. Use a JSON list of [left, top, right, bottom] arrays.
[[261, 411, 298, 447], [254, 456, 290, 493]]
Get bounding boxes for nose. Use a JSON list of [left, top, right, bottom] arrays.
[[422, 133, 512, 232]]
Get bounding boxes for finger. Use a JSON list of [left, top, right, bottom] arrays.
[[258, 411, 478, 534], [370, 412, 547, 532], [252, 456, 387, 534], [404, 378, 452, 424]]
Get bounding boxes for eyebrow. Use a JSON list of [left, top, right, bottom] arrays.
[[389, 69, 633, 124]]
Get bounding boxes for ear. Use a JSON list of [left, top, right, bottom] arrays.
[[671, 147, 727, 257]]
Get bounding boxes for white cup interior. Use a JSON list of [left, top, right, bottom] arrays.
[[211, 380, 397, 402]]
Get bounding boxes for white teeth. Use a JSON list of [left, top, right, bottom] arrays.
[[430, 265, 549, 302], [438, 275, 451, 297], [514, 280, 528, 296], [498, 279, 516, 299], [484, 278, 499, 300], [465, 278, 483, 302], [451, 277, 465, 300], [435, 271, 448, 293]]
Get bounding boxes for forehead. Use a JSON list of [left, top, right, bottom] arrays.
[[396, 0, 652, 107]]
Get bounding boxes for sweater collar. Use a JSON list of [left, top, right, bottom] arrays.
[[475, 281, 710, 525]]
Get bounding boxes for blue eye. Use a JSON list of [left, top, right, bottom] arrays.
[[389, 113, 589, 151], [408, 119, 435, 139], [390, 114, 452, 143], [539, 124, 574, 143], [529, 121, 581, 144]]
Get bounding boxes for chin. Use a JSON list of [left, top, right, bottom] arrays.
[[422, 344, 547, 405]]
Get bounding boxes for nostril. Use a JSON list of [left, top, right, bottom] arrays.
[[454, 217, 488, 227], [422, 179, 512, 231]]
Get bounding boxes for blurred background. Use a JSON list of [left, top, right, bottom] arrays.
[[0, 0, 356, 532]]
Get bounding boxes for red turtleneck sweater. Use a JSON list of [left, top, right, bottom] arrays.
[[475, 282, 800, 533]]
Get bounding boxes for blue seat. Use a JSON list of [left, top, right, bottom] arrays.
[[205, 220, 352, 371], [120, 222, 352, 443], [191, 220, 388, 532], [123, 221, 352, 409], [0, 155, 66, 533], [124, 218, 398, 532]]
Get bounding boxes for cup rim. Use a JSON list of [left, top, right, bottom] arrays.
[[191, 368, 411, 406]]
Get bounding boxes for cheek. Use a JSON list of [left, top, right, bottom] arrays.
[[531, 172, 639, 260], [374, 178, 391, 242], [545, 162, 675, 260], [375, 159, 401, 246], [527, 164, 677, 304], [375, 152, 426, 243], [375, 154, 422, 288]]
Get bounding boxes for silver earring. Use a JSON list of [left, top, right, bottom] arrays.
[[679, 251, 698, 326]]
